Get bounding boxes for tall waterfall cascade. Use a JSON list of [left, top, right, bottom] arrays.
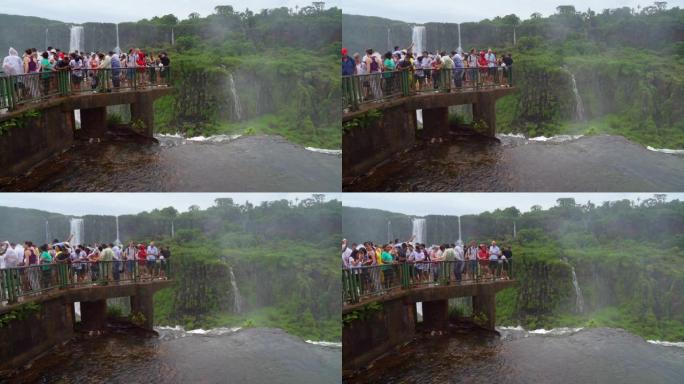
[[229, 267, 243, 314], [171, 28, 175, 46], [564, 67, 585, 121], [70, 218, 84, 245], [411, 25, 426, 56], [228, 73, 243, 121], [114, 23, 120, 54], [115, 216, 121, 245], [457, 23, 462, 54], [412, 218, 426, 244], [563, 257, 585, 313], [457, 216, 462, 242], [69, 26, 84, 53]]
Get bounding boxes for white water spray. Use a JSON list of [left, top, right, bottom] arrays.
[[229, 267, 243, 314], [228, 73, 243, 121], [69, 25, 84, 53], [412, 25, 426, 56], [69, 217, 84, 245], [412, 218, 426, 244]]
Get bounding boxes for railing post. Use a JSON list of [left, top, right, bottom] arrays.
[[400, 71, 410, 97]]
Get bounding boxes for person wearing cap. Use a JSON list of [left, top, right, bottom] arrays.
[[341, 48, 354, 76]]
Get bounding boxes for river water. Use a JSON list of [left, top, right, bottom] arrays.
[[343, 133, 684, 191], [0, 135, 341, 192], [343, 325, 684, 384], [4, 327, 341, 383]]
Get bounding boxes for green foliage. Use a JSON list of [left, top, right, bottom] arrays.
[[0, 110, 41, 136], [342, 302, 383, 325], [0, 302, 41, 328], [342, 109, 383, 135], [106, 306, 124, 318], [130, 311, 147, 327], [106, 113, 123, 126]]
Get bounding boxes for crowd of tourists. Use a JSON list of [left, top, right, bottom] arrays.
[[0, 236, 170, 300], [342, 237, 512, 292], [341, 44, 513, 100], [1, 46, 171, 102]]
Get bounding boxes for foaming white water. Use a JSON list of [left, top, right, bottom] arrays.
[[305, 147, 342, 155], [155, 325, 242, 339], [529, 135, 584, 143], [647, 340, 684, 348], [155, 133, 242, 145], [496, 133, 584, 144], [186, 134, 242, 143], [305, 340, 342, 348], [497, 325, 584, 337], [646, 146, 684, 155]]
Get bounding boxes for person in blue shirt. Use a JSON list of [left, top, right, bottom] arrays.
[[341, 48, 355, 76]]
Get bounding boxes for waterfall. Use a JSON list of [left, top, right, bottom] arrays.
[[564, 67, 585, 121], [411, 25, 426, 56], [457, 23, 462, 54], [171, 220, 175, 238], [115, 216, 120, 245], [171, 28, 175, 46], [69, 218, 84, 245], [563, 258, 585, 313], [457, 216, 462, 242], [228, 73, 243, 121], [229, 267, 243, 314], [114, 23, 120, 54], [69, 25, 84, 53], [412, 218, 426, 244]]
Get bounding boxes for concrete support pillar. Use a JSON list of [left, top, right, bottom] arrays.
[[472, 294, 496, 330], [130, 290, 154, 330], [80, 299, 107, 331], [472, 96, 496, 137], [421, 299, 449, 330], [79, 106, 107, 138], [129, 95, 155, 137], [421, 107, 449, 137]]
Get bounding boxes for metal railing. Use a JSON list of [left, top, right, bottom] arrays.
[[0, 66, 172, 111], [0, 260, 172, 305], [343, 259, 513, 304], [342, 66, 513, 111]]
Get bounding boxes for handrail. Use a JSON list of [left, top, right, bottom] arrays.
[[0, 66, 172, 111], [0, 260, 172, 305], [342, 66, 513, 111], [342, 259, 513, 305]]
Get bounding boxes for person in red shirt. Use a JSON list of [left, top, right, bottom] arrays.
[[137, 243, 147, 277], [477, 243, 489, 279]]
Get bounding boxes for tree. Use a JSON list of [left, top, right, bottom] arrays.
[[556, 5, 577, 16], [556, 198, 577, 208], [188, 12, 200, 20], [530, 12, 542, 19], [654, 1, 668, 12], [214, 5, 235, 16]]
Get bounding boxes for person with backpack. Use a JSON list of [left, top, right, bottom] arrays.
[[363, 49, 383, 99]]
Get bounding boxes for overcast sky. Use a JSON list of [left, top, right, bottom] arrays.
[[1, 1, 341, 23], [0, 193, 341, 216], [343, 0, 684, 23], [342, 193, 684, 217]]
